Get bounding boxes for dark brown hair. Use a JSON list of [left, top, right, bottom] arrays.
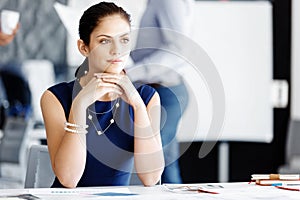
[[75, 2, 131, 77], [79, 1, 131, 45]]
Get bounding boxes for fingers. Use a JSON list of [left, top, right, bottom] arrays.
[[83, 77, 122, 95], [96, 81, 123, 94], [94, 73, 123, 80], [94, 73, 127, 86], [93, 78, 123, 96], [0, 23, 19, 46], [0, 32, 14, 45]]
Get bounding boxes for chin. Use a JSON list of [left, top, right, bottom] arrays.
[[106, 69, 123, 74], [108, 65, 124, 74]]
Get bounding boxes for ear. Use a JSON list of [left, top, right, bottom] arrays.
[[77, 39, 89, 57]]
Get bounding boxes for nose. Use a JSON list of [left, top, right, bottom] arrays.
[[110, 41, 121, 56]]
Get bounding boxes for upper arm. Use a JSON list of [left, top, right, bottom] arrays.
[[146, 92, 161, 142], [40, 90, 67, 169]]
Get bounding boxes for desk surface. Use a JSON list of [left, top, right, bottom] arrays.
[[0, 182, 299, 200]]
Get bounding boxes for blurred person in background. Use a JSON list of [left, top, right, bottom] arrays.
[[0, 21, 31, 129], [128, 0, 194, 184]]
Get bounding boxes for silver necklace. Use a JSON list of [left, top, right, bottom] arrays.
[[87, 98, 120, 136]]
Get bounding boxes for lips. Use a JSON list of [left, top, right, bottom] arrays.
[[108, 59, 123, 63]]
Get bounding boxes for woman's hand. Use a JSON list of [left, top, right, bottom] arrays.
[[0, 23, 20, 46], [74, 76, 123, 111], [95, 73, 142, 108]]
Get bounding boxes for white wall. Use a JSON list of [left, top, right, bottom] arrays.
[[291, 0, 300, 120]]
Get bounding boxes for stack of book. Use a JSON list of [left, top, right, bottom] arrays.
[[251, 174, 300, 186]]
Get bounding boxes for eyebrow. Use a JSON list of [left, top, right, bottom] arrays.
[[96, 33, 130, 38]]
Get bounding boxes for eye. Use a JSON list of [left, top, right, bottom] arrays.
[[99, 39, 111, 44], [121, 37, 130, 44]]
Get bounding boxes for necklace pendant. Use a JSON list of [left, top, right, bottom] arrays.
[[88, 98, 119, 136]]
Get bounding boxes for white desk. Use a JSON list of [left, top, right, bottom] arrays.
[[0, 183, 299, 200]]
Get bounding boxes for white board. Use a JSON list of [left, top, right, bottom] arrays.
[[177, 1, 273, 142], [291, 0, 300, 120]]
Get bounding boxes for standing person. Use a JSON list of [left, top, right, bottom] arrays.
[[128, 0, 194, 184], [40, 2, 164, 188], [0, 22, 28, 128]]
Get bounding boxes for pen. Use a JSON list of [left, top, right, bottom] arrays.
[[197, 188, 219, 194], [271, 183, 284, 186], [184, 186, 219, 194], [206, 184, 224, 188], [272, 183, 300, 186], [275, 186, 300, 191]]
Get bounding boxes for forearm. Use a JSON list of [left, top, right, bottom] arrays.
[[133, 97, 164, 186], [134, 143, 164, 186], [53, 102, 87, 188], [54, 135, 86, 188]]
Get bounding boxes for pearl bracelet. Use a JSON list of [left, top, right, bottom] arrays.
[[64, 122, 88, 129], [64, 126, 88, 134], [64, 121, 88, 134]]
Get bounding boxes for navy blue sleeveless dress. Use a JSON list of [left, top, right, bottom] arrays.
[[48, 80, 156, 187]]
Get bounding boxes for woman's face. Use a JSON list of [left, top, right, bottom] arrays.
[[87, 15, 131, 74]]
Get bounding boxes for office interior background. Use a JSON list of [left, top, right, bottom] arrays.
[[0, 0, 297, 187]]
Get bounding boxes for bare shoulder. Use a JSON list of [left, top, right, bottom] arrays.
[[147, 92, 160, 108], [40, 90, 62, 111]]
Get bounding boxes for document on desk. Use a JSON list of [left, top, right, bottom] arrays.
[[0, 194, 40, 200], [1, 184, 299, 200], [163, 183, 298, 200], [163, 184, 220, 194], [28, 187, 137, 199]]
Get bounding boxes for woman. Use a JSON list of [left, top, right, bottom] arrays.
[[40, 2, 164, 188], [129, 0, 193, 183]]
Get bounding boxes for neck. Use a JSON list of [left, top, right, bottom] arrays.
[[79, 73, 91, 87]]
